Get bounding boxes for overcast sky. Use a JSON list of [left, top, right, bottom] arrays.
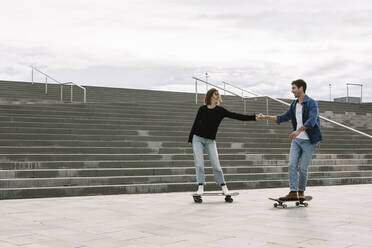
[[1, 0, 371, 101]]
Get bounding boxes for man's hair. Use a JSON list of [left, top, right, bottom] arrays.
[[291, 79, 307, 93], [204, 88, 219, 105]]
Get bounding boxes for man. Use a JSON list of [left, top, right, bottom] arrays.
[[257, 79, 322, 200]]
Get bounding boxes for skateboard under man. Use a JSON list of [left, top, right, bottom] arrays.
[[192, 192, 239, 203], [269, 196, 312, 208]]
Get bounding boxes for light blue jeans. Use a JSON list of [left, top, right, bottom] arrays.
[[288, 138, 317, 191], [192, 135, 226, 185]]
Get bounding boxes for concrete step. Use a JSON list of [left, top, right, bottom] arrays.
[[0, 100, 279, 109], [1, 134, 369, 145], [0, 128, 367, 140], [0, 120, 288, 129], [0, 140, 370, 148], [1, 158, 371, 170], [1, 153, 372, 162], [0, 116, 352, 133], [2, 177, 372, 199], [0, 146, 371, 154], [0, 105, 285, 115], [1, 107, 367, 120], [0, 114, 368, 136], [0, 101, 365, 113], [0, 113, 364, 134], [2, 171, 372, 188], [2, 165, 372, 179], [0, 121, 366, 137]]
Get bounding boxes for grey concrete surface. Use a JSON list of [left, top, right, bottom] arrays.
[[1, 184, 371, 248]]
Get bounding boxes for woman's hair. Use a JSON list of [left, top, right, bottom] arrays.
[[204, 88, 221, 105]]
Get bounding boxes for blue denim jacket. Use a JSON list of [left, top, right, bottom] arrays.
[[276, 95, 322, 144]]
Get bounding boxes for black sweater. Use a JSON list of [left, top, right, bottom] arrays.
[[188, 105, 256, 142]]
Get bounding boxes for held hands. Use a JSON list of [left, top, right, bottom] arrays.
[[188, 142, 192, 146], [256, 113, 266, 120]]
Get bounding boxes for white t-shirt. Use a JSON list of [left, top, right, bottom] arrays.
[[296, 103, 310, 140]]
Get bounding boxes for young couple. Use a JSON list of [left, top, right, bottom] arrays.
[[188, 79, 322, 200]]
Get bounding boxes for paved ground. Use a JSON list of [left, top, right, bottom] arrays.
[[0, 184, 371, 248]]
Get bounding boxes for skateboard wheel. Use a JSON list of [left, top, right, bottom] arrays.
[[193, 196, 202, 203], [304, 202, 308, 207], [274, 203, 278, 208], [225, 196, 233, 203], [283, 204, 287, 208], [296, 202, 300, 206]]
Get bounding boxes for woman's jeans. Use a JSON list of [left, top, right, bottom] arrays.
[[288, 138, 317, 191], [192, 135, 226, 185]]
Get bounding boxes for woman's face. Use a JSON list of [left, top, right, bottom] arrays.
[[211, 90, 220, 103]]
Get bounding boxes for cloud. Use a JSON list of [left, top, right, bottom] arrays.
[[0, 0, 371, 102]]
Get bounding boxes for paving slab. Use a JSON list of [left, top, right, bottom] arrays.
[[1, 184, 372, 248]]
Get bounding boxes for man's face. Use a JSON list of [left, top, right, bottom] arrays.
[[291, 84, 303, 98]]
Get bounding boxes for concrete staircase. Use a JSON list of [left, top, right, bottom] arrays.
[[0, 80, 371, 199]]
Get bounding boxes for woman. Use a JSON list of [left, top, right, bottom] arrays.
[[188, 88, 257, 195]]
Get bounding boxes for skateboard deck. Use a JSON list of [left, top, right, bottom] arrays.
[[192, 192, 239, 203], [269, 196, 312, 208]]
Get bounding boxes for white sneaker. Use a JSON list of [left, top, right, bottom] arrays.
[[221, 185, 230, 195], [196, 185, 204, 195]]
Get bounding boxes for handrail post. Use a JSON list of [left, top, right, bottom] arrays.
[[84, 88, 87, 103], [205, 72, 208, 91], [31, 67, 34, 85], [71, 85, 73, 103], [45, 76, 48, 94], [244, 99, 246, 114], [195, 79, 198, 104], [60, 85, 63, 102], [224, 82, 226, 96], [361, 85, 363, 103], [244, 99, 247, 126], [266, 97, 269, 125]]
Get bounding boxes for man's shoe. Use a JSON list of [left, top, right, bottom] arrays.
[[298, 191, 305, 200], [279, 191, 298, 201]]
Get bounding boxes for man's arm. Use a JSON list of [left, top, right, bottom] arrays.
[[257, 105, 292, 124], [257, 115, 277, 122], [289, 125, 308, 139], [257, 112, 308, 139], [303, 100, 319, 128]]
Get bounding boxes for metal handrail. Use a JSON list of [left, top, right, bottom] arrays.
[[222, 80, 269, 124], [346, 83, 363, 103], [193, 77, 244, 100], [192, 77, 268, 114], [219, 79, 372, 139], [193, 77, 250, 114], [263, 94, 372, 139], [222, 81, 259, 98], [31, 66, 87, 103]]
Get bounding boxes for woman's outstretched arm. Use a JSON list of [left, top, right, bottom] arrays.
[[221, 107, 256, 121]]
